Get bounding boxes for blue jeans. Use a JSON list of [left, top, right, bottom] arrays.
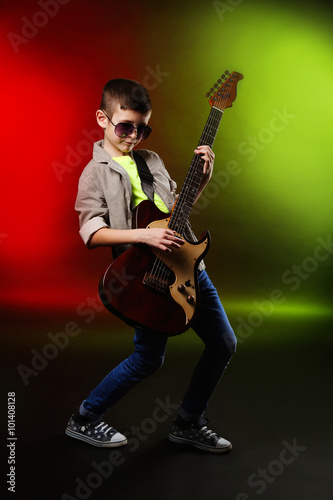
[[81, 270, 237, 422]]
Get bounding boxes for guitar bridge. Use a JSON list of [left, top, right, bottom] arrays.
[[143, 272, 169, 293]]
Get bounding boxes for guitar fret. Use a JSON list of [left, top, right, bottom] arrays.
[[169, 106, 224, 232]]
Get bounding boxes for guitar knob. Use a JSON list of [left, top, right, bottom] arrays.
[[185, 279, 191, 287], [177, 284, 185, 293], [187, 295, 195, 304]]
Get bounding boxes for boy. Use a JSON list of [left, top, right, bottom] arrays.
[[65, 79, 237, 453]]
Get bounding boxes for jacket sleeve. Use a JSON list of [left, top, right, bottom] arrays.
[[75, 171, 110, 246]]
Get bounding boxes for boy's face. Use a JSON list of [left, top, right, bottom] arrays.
[[96, 104, 151, 157]]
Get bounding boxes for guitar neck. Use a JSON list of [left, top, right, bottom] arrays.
[[168, 106, 224, 233]]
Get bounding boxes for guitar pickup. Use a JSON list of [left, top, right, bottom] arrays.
[[143, 272, 169, 293]]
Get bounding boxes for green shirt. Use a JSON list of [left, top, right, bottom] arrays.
[[113, 155, 169, 213]]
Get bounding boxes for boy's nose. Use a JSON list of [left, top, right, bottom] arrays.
[[128, 128, 138, 138]]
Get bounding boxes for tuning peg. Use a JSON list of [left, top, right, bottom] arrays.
[[225, 70, 230, 75], [205, 92, 211, 98], [210, 88, 214, 93], [221, 74, 225, 79], [217, 79, 221, 84], [214, 83, 218, 88]]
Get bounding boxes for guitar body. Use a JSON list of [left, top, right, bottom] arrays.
[[99, 200, 210, 335]]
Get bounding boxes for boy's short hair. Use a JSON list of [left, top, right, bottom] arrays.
[[100, 79, 152, 117]]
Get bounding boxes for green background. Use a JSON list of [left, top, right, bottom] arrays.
[[139, 0, 333, 325]]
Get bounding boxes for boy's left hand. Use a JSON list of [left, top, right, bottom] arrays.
[[193, 145, 215, 202], [194, 145, 215, 179]]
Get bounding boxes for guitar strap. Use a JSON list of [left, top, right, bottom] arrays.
[[133, 151, 154, 203]]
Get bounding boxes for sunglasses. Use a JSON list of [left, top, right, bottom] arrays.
[[102, 110, 152, 141]]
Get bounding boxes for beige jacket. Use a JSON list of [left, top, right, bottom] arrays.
[[75, 140, 204, 268]]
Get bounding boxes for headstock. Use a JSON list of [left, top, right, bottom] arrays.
[[206, 70, 244, 110]]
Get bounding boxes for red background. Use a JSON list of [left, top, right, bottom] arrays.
[[1, 0, 151, 310]]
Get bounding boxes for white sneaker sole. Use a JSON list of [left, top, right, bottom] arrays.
[[169, 434, 232, 453], [65, 428, 127, 448]]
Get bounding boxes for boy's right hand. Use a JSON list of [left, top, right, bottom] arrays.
[[137, 228, 184, 252], [88, 227, 184, 252]]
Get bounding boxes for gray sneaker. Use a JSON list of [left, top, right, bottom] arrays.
[[169, 418, 232, 453], [65, 414, 127, 448]]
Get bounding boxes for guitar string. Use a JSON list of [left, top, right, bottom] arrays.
[[180, 75, 233, 224], [148, 79, 231, 286], [157, 83, 231, 280], [176, 107, 219, 236], [172, 104, 223, 233], [148, 75, 234, 287], [172, 72, 237, 230], [148, 111, 221, 288], [174, 83, 230, 235], [149, 109, 223, 287]]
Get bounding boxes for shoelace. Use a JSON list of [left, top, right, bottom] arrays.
[[94, 422, 114, 436], [200, 426, 217, 438], [198, 425, 220, 443]]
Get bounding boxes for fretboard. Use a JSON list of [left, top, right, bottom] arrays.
[[168, 106, 224, 234]]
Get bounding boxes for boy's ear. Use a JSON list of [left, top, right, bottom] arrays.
[[96, 109, 107, 129]]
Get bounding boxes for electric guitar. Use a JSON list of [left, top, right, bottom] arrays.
[[99, 70, 244, 335]]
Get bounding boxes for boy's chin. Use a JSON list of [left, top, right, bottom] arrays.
[[121, 143, 136, 152]]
